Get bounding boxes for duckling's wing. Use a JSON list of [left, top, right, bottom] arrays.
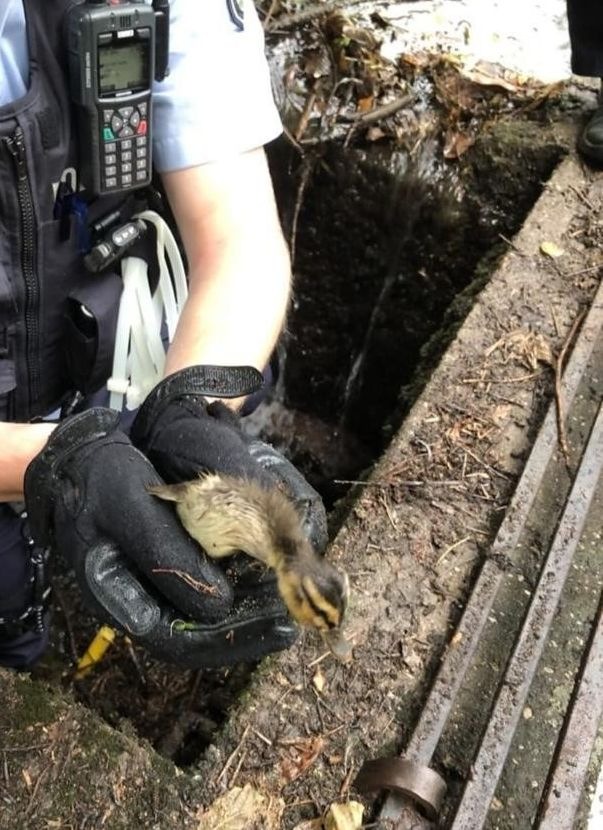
[[146, 482, 189, 502]]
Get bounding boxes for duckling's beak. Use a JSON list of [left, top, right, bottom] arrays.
[[322, 627, 354, 663]]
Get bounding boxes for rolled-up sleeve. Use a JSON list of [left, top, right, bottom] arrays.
[[152, 0, 282, 172]]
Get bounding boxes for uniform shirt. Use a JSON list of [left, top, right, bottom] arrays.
[[0, 0, 282, 171]]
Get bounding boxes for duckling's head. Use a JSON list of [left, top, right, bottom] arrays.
[[276, 553, 349, 633]]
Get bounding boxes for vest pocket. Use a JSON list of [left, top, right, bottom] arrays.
[[63, 271, 123, 394]]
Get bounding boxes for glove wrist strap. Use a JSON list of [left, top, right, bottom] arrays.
[[133, 364, 263, 439]]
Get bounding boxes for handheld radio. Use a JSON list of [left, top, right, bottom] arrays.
[[67, 0, 169, 196]]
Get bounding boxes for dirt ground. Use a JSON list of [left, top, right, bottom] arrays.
[[186, 154, 602, 829], [2, 3, 603, 828]]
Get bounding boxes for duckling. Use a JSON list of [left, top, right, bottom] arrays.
[[147, 473, 352, 660]]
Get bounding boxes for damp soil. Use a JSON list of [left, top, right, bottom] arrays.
[[185, 153, 603, 829], [31, 106, 585, 773]]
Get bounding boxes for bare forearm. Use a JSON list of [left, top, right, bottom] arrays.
[[164, 239, 290, 375], [160, 148, 291, 380], [0, 422, 55, 502]]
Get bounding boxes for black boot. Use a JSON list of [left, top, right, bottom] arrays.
[[578, 81, 603, 165]]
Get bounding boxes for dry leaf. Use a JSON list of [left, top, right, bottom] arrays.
[[443, 130, 475, 159], [461, 60, 527, 93], [366, 126, 386, 142], [280, 736, 324, 783], [509, 331, 554, 369], [340, 23, 378, 49], [540, 241, 565, 259], [312, 668, 326, 694], [356, 96, 374, 113], [398, 51, 433, 69], [527, 334, 554, 368], [292, 821, 323, 830], [197, 784, 282, 830], [491, 329, 554, 370], [324, 801, 364, 830]]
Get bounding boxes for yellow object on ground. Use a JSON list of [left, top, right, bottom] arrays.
[[324, 802, 364, 830], [75, 625, 116, 679]]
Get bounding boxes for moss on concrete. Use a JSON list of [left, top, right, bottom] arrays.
[[0, 670, 200, 829]]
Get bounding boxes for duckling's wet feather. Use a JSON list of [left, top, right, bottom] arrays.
[[147, 473, 351, 658]]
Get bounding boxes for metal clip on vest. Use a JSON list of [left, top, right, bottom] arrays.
[[107, 211, 188, 411], [84, 218, 147, 274]]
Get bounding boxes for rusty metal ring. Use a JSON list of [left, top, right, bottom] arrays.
[[354, 757, 447, 821]]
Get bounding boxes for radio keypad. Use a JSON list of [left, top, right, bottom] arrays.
[[101, 103, 150, 191]]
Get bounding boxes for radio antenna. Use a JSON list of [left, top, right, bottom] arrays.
[[152, 0, 170, 81]]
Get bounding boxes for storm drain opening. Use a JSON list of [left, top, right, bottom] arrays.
[[261, 120, 567, 513], [35, 109, 575, 771]]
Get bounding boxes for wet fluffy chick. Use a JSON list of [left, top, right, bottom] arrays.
[[148, 474, 349, 643]]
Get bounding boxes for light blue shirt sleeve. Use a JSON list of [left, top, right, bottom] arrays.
[[0, 0, 28, 104], [0, 0, 282, 171], [152, 0, 283, 172]]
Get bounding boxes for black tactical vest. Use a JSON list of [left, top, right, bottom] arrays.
[[0, 0, 127, 422]]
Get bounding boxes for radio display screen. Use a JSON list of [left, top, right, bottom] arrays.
[[98, 39, 149, 96]]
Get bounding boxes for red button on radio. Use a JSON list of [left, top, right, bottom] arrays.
[[137, 120, 148, 136]]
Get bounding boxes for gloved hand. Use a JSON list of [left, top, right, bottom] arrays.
[[24, 408, 297, 667], [130, 365, 329, 554]]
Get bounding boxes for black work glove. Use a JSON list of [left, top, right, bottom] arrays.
[[130, 365, 329, 554], [24, 408, 297, 668]]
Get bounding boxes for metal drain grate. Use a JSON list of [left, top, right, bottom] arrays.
[[377, 282, 603, 828]]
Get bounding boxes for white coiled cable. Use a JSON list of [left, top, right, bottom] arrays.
[[106, 211, 188, 411]]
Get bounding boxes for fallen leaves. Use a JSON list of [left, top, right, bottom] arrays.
[[324, 801, 364, 829], [461, 61, 531, 95], [485, 329, 555, 371], [292, 802, 364, 830], [280, 736, 325, 783], [197, 784, 283, 830], [312, 668, 327, 693], [443, 130, 475, 159], [540, 240, 565, 259]]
